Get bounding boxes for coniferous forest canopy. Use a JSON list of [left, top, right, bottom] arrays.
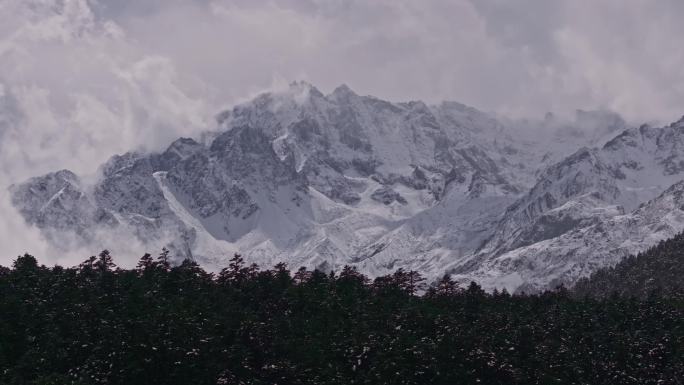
[[574, 232, 684, 299], [1, 244, 684, 385]]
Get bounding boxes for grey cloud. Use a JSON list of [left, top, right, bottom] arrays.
[[1, 0, 684, 264], [95, 0, 684, 122]]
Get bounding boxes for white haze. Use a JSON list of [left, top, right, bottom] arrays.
[[1, 0, 683, 266]]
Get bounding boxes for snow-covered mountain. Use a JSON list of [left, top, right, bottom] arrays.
[[10, 82, 684, 292], [456, 117, 684, 291]]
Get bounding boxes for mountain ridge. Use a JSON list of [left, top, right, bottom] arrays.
[[10, 82, 681, 291]]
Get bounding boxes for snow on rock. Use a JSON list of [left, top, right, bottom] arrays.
[[10, 82, 684, 291]]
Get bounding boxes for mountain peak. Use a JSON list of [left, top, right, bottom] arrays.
[[166, 137, 201, 152], [53, 169, 79, 182], [660, 179, 684, 196], [288, 80, 314, 89], [13, 169, 81, 190], [574, 109, 626, 133], [329, 84, 359, 101], [278, 80, 323, 104], [288, 80, 322, 94], [331, 83, 355, 95], [670, 115, 684, 128], [161, 137, 204, 163]]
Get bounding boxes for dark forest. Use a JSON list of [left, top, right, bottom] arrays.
[[1, 246, 683, 385]]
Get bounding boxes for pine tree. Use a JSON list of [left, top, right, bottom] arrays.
[[12, 253, 39, 272], [390, 269, 426, 295], [94, 249, 116, 273], [157, 247, 171, 271], [136, 253, 154, 273], [433, 274, 459, 297], [218, 254, 247, 285]]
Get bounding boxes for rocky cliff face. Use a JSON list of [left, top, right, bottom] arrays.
[[11, 82, 684, 292]]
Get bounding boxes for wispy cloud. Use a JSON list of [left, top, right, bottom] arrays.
[[1, 0, 683, 265]]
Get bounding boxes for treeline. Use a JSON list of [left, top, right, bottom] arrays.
[[575, 232, 684, 299], [1, 251, 683, 385]]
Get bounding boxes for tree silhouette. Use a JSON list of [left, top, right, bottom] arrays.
[[0, 248, 682, 384]]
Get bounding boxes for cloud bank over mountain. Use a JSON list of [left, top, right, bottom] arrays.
[[2, 0, 684, 265]]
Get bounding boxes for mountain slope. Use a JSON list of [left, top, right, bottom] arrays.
[[459, 179, 684, 292]]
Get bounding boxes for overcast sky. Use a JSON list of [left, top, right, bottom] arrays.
[[1, 0, 684, 263]]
